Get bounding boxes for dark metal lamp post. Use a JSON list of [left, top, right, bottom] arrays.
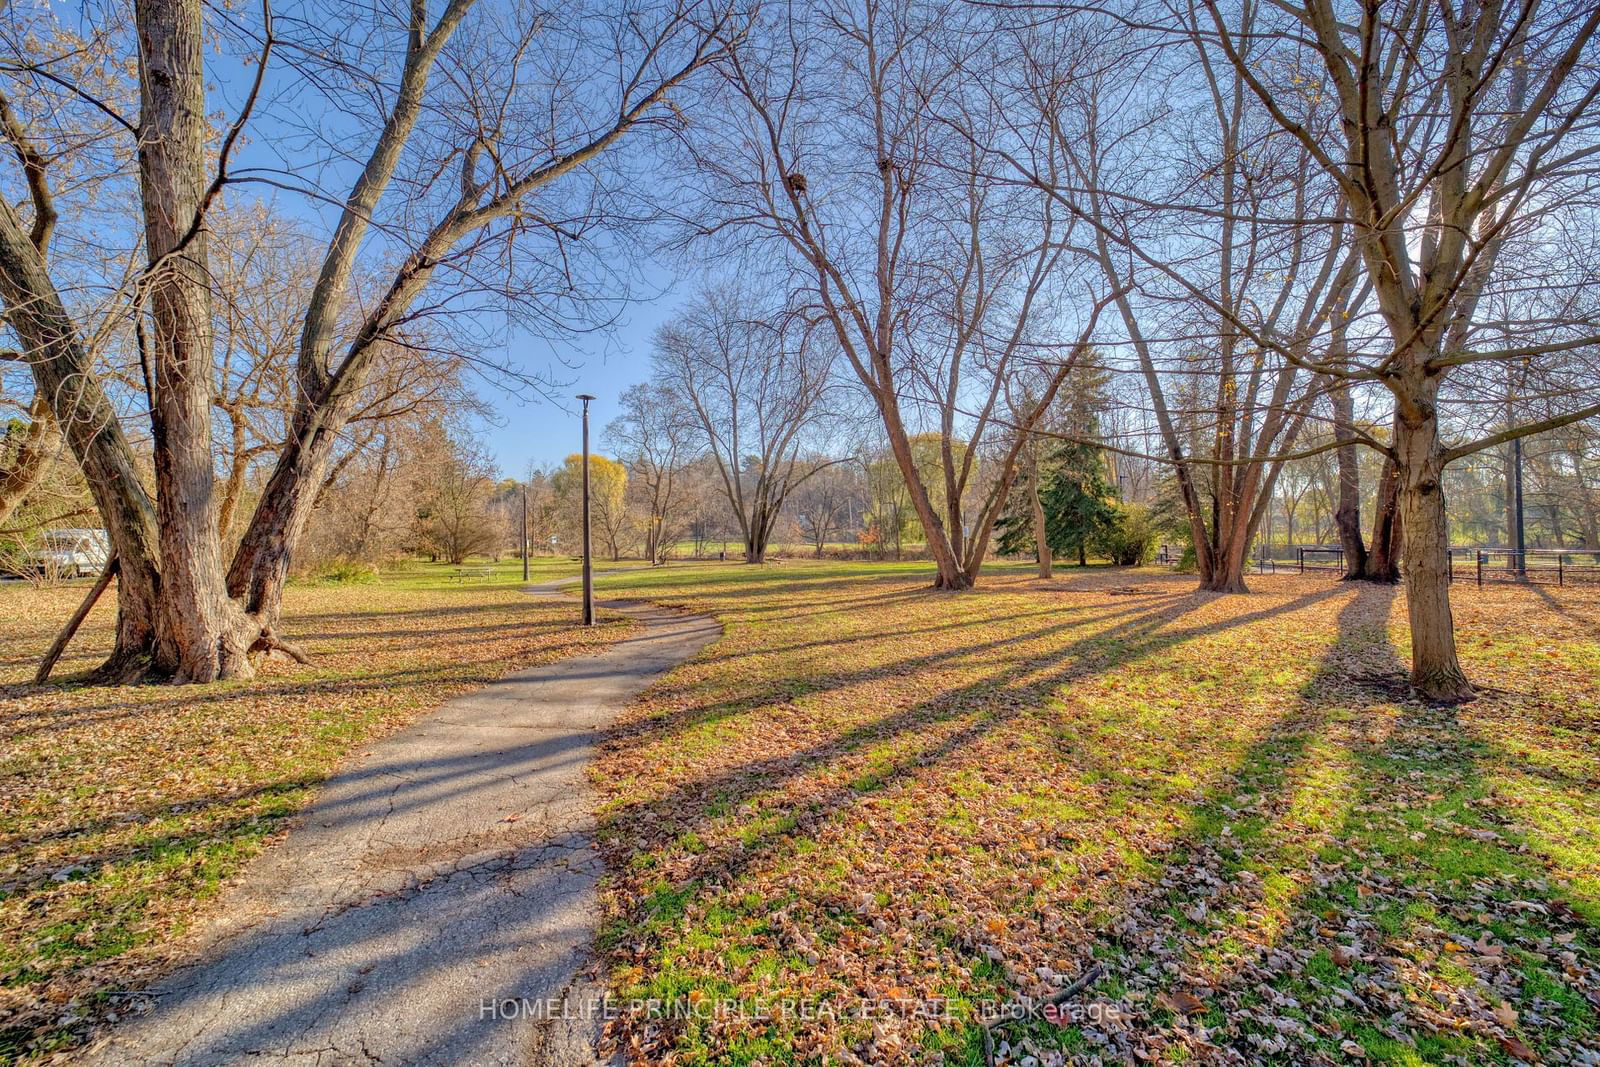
[[577, 394, 596, 626], [1513, 435, 1527, 578]]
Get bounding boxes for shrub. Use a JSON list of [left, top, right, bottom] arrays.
[[1093, 503, 1156, 566], [305, 559, 379, 585]]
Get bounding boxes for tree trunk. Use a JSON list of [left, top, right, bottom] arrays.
[[1393, 396, 1473, 702], [228, 407, 345, 621], [744, 508, 769, 564], [1503, 442, 1517, 550], [1364, 456, 1402, 583], [0, 195, 164, 679], [1331, 380, 1369, 579], [877, 400, 968, 588], [1030, 458, 1051, 579], [1201, 543, 1250, 593], [136, 0, 257, 681], [216, 410, 249, 542]]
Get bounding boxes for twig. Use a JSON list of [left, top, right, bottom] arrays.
[[981, 963, 1105, 1067]]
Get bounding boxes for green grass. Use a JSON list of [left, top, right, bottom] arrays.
[[0, 562, 633, 1063], [589, 560, 1600, 1065]]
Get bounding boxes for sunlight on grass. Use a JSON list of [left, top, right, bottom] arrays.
[[0, 563, 631, 1061], [591, 562, 1600, 1065]]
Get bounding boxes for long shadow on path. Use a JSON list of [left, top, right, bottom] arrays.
[[84, 592, 719, 1066]]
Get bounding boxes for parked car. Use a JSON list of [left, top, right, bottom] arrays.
[[26, 529, 111, 578]]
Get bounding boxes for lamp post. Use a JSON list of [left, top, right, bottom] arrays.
[[521, 481, 529, 583], [577, 394, 596, 626], [1513, 435, 1527, 578]]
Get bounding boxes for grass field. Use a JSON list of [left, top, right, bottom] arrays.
[[4, 557, 1598, 1065], [587, 561, 1600, 1065], [0, 558, 632, 1062]]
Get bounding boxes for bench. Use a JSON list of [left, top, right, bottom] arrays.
[[452, 565, 495, 582]]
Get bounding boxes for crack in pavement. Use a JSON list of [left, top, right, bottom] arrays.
[[85, 574, 720, 1066]]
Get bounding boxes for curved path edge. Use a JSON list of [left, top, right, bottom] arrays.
[[85, 571, 719, 1066]]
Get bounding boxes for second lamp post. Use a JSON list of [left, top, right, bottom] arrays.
[[577, 393, 596, 626]]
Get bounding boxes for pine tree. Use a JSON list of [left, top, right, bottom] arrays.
[[1039, 441, 1118, 566]]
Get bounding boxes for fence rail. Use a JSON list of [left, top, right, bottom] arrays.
[[1234, 546, 1600, 586], [1246, 546, 1347, 575], [1449, 548, 1600, 587]]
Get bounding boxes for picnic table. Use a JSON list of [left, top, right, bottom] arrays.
[[451, 564, 495, 582]]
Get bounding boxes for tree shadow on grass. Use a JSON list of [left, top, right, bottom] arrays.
[[918, 587, 1395, 1064], [620, 594, 1189, 747], [594, 581, 1348, 1058], [1011, 583, 1600, 1065], [600, 575, 1600, 1065]]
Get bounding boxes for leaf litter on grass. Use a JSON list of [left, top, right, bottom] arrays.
[[590, 563, 1600, 1066], [0, 568, 632, 1063]]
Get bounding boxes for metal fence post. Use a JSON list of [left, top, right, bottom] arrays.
[[1559, 554, 1564, 587], [1477, 552, 1483, 587]]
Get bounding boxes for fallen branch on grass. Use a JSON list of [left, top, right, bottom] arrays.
[[981, 963, 1106, 1067], [34, 555, 118, 684]]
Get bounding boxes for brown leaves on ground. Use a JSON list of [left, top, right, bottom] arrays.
[[0, 571, 630, 1061], [590, 563, 1600, 1066]]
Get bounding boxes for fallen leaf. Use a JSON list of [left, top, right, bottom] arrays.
[[1498, 1034, 1537, 1062], [1155, 990, 1206, 1016]]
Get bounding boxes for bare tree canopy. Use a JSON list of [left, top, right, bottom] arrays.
[[653, 283, 836, 563]]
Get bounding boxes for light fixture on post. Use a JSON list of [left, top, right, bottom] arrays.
[[577, 394, 597, 626]]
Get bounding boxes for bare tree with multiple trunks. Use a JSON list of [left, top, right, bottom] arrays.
[[681, 0, 1108, 589], [991, 3, 1368, 594], [653, 284, 836, 564], [0, 0, 740, 681], [1191, 0, 1600, 699]]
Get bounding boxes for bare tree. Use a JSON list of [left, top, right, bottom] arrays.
[[653, 285, 836, 563], [681, 0, 1106, 588], [0, 0, 739, 682], [607, 380, 697, 563], [1194, 0, 1600, 699], [790, 457, 861, 557], [992, 2, 1365, 593], [227, 0, 741, 625]]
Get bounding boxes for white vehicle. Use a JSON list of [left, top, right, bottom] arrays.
[[27, 529, 111, 578]]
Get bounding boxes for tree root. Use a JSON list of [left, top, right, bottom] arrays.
[[250, 627, 310, 665]]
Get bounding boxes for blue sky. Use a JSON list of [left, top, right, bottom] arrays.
[[200, 5, 687, 477], [482, 289, 683, 475]]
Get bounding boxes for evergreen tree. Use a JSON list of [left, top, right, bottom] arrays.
[[997, 439, 1118, 566], [1040, 441, 1118, 566]]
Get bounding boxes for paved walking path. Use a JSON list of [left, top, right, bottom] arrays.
[[87, 576, 719, 1066]]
